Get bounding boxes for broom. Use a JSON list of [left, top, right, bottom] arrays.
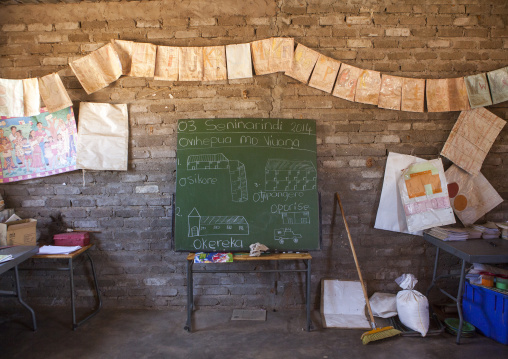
[[335, 192, 401, 345]]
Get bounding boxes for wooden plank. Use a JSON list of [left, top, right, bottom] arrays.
[[187, 252, 311, 261]]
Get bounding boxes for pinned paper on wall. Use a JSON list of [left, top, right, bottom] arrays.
[[0, 107, 78, 183], [38, 73, 73, 113], [308, 54, 341, 93], [487, 66, 508, 104], [355, 69, 381, 105], [464, 73, 492, 108], [332, 63, 362, 102], [0, 79, 24, 118], [111, 39, 133, 75], [401, 78, 425, 113], [285, 43, 319, 84], [154, 46, 179, 81], [426, 79, 450, 112], [378, 75, 403, 111], [22, 78, 40, 117], [203, 46, 227, 81], [76, 102, 129, 171], [374, 152, 425, 236], [441, 107, 506, 175], [226, 43, 253, 80], [129, 42, 157, 78], [179, 47, 204, 81], [448, 77, 471, 112], [398, 158, 455, 232], [251, 38, 272, 75], [268, 37, 294, 73], [445, 164, 503, 226], [69, 43, 123, 95]]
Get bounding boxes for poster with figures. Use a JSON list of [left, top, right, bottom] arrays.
[[175, 118, 320, 252], [0, 106, 77, 183]]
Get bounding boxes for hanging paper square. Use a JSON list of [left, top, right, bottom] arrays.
[[129, 42, 157, 78], [487, 66, 508, 104], [464, 73, 492, 108], [38, 73, 73, 113], [111, 39, 134, 75], [251, 38, 271, 75], [355, 70, 382, 105], [226, 43, 253, 80], [448, 77, 470, 112], [0, 106, 78, 183], [401, 78, 425, 113], [426, 79, 450, 112], [332, 63, 362, 102], [179, 47, 204, 81], [446, 164, 503, 226], [378, 75, 403, 111], [269, 37, 294, 73], [398, 158, 455, 232], [154, 46, 179, 81], [441, 107, 506, 175], [22, 78, 40, 117], [0, 79, 24, 118], [203, 46, 227, 81], [308, 54, 341, 93], [76, 102, 128, 171], [285, 43, 320, 84]]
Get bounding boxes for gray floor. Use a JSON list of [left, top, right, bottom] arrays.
[[0, 307, 507, 359]]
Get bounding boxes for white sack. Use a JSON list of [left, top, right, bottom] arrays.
[[395, 274, 429, 336], [369, 292, 397, 318]]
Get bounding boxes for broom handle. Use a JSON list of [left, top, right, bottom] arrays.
[[335, 192, 376, 327]]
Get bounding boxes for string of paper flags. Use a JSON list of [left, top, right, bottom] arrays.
[[0, 37, 507, 118]]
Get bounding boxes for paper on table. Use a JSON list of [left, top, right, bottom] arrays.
[[285, 43, 320, 84], [38, 245, 81, 255], [38, 73, 73, 113], [22, 78, 41, 117], [0, 78, 24, 118], [308, 54, 341, 93]]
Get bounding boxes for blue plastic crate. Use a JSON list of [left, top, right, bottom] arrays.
[[462, 281, 508, 345]]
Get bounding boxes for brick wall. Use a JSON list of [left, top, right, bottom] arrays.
[[0, 0, 507, 309]]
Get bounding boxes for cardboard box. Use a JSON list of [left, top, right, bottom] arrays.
[[0, 219, 37, 246]]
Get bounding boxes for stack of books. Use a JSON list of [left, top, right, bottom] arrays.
[[425, 227, 469, 241], [473, 223, 501, 239]]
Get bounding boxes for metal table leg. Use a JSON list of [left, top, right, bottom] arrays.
[[306, 259, 312, 332], [69, 258, 77, 330], [426, 247, 440, 298], [14, 265, 37, 331], [74, 252, 102, 329], [455, 259, 467, 345]]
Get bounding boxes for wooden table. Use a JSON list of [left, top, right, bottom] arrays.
[[185, 252, 312, 332]]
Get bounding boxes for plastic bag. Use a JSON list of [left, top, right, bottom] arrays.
[[395, 274, 429, 336], [369, 292, 397, 318]]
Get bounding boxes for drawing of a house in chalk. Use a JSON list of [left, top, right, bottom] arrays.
[[265, 159, 317, 191], [282, 211, 310, 224], [187, 153, 248, 202], [188, 208, 249, 237]]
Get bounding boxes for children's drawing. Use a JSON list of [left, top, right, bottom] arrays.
[[265, 159, 317, 192], [281, 211, 310, 225], [285, 43, 320, 84], [401, 78, 425, 113], [308, 54, 341, 93], [487, 66, 508, 104], [0, 106, 77, 183], [464, 73, 492, 108], [187, 153, 248, 202], [274, 228, 301, 244], [188, 208, 249, 237]]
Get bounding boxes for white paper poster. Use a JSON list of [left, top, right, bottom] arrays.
[[226, 43, 253, 80], [0, 79, 24, 118]]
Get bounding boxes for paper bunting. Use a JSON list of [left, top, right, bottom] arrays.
[[427, 78, 470, 112], [464, 73, 492, 108], [129, 42, 157, 78], [0, 79, 24, 118], [448, 77, 470, 112], [355, 70, 381, 105], [285, 43, 320, 84], [111, 39, 133, 76], [38, 73, 73, 113], [441, 107, 506, 175], [269, 37, 294, 73], [308, 54, 341, 93], [22, 78, 40, 117], [378, 75, 403, 111], [154, 46, 179, 81], [203, 46, 227, 81], [226, 43, 253, 80], [487, 66, 508, 104], [401, 78, 425, 113], [179, 47, 204, 81], [332, 63, 362, 102], [251, 38, 271, 75], [446, 164, 503, 226], [76, 102, 129, 171], [69, 43, 123, 95]]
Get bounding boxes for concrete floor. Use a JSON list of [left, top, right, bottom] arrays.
[[0, 307, 507, 359]]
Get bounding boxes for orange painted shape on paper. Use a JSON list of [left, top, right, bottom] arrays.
[[405, 170, 443, 199], [454, 194, 468, 211]]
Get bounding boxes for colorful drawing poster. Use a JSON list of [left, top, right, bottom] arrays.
[[251, 38, 271, 75], [355, 70, 381, 105], [38, 73, 73, 113], [332, 63, 362, 102], [22, 78, 40, 117], [69, 43, 123, 95], [128, 42, 157, 78], [401, 78, 425, 112], [179, 47, 204, 81], [448, 77, 471, 112], [464, 73, 492, 108], [426, 79, 450, 112], [446, 164, 503, 226], [487, 66, 508, 104], [0, 107, 77, 183], [398, 158, 455, 232], [203, 46, 227, 81], [226, 43, 253, 80], [441, 107, 506, 175], [378, 75, 403, 111], [0, 79, 24, 118], [308, 54, 341, 93], [154, 46, 179, 81], [285, 43, 320, 84], [111, 39, 134, 75]]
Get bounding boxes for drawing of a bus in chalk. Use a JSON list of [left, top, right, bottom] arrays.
[[274, 228, 302, 244]]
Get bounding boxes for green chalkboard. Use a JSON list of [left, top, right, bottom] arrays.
[[174, 118, 320, 252]]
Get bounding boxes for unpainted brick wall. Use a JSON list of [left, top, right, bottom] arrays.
[[0, 0, 507, 309]]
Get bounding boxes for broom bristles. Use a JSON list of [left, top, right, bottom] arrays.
[[361, 326, 401, 345]]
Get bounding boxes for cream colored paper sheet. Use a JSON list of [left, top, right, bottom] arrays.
[[355, 69, 381, 105], [269, 37, 294, 73], [401, 78, 425, 112], [179, 47, 204, 81], [378, 75, 403, 111], [154, 46, 179, 81], [22, 78, 40, 117], [226, 43, 253, 80], [285, 43, 320, 84], [448, 77, 471, 112], [111, 39, 134, 75], [38, 73, 73, 113], [464, 73, 492, 108], [426, 79, 450, 112], [251, 38, 271, 75], [203, 46, 227, 81], [129, 42, 157, 78], [487, 66, 508, 104], [0, 79, 24, 118], [308, 54, 341, 93], [332, 64, 362, 102]]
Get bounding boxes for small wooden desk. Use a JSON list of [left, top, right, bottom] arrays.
[[30, 244, 102, 330], [185, 252, 312, 332]]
